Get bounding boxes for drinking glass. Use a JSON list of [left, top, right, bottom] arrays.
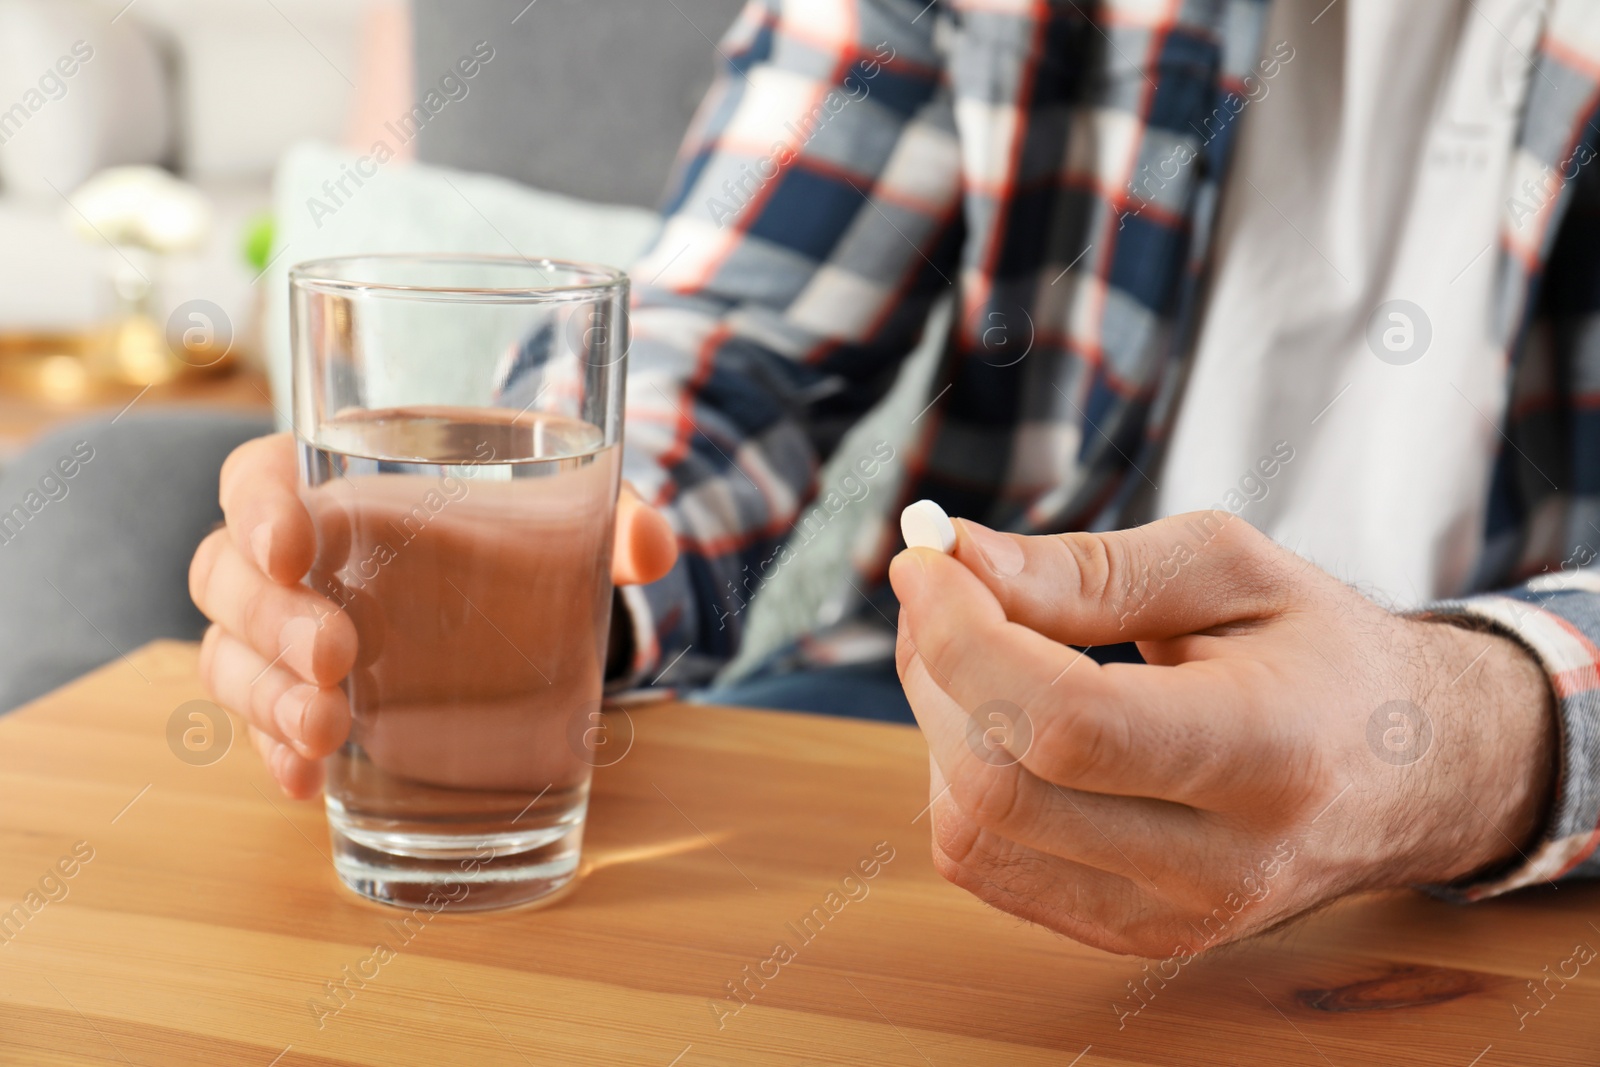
[[289, 254, 627, 910]]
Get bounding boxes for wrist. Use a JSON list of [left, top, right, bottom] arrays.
[[1403, 618, 1557, 886]]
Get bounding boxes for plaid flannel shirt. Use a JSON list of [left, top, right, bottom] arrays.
[[616, 0, 1600, 898]]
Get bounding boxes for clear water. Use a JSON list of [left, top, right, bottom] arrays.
[[300, 406, 619, 909]]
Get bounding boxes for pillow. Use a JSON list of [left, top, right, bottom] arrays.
[[0, 0, 173, 195], [263, 141, 663, 412]]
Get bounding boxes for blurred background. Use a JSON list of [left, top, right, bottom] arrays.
[[0, 0, 762, 708], [0, 0, 752, 451], [0, 0, 943, 711]]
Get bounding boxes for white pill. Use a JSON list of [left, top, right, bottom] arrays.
[[901, 499, 956, 554]]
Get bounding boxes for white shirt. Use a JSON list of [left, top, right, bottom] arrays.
[[1150, 0, 1547, 608]]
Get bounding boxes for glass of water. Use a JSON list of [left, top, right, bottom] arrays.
[[289, 254, 627, 910]]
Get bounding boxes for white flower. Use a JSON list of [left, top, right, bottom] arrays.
[[64, 166, 212, 253]]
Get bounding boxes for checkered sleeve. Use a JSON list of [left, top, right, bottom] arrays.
[[613, 0, 962, 687], [1422, 573, 1600, 901]]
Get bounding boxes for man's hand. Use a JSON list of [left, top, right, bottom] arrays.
[[887, 512, 1557, 957], [188, 433, 678, 799]]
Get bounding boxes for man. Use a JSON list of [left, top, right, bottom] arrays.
[[190, 0, 1600, 955]]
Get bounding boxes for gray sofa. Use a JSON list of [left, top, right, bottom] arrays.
[[411, 0, 744, 209]]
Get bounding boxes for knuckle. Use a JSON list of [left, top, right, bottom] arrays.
[[954, 766, 1026, 836], [315, 603, 358, 670], [1208, 512, 1275, 574], [931, 837, 1003, 903], [246, 677, 272, 730], [249, 665, 291, 732], [929, 822, 1004, 901], [1169, 904, 1243, 951], [1212, 511, 1263, 551], [930, 838, 971, 890], [1056, 533, 1119, 606], [1050, 883, 1173, 958], [189, 530, 226, 610], [1102, 916, 1182, 959], [964, 850, 1059, 918], [929, 802, 984, 871], [248, 724, 280, 767], [1036, 702, 1126, 781], [199, 630, 250, 720], [239, 581, 277, 650], [931, 815, 1042, 905], [1156, 866, 1226, 915], [1073, 710, 1128, 778], [932, 826, 1169, 956]]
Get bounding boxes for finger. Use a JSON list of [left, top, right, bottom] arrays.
[[220, 433, 317, 585], [200, 625, 350, 758], [891, 547, 1273, 808], [249, 725, 325, 799], [903, 637, 1200, 862], [903, 651, 1195, 884], [613, 481, 677, 585], [190, 529, 357, 686], [949, 511, 1295, 644], [926, 779, 1174, 957]]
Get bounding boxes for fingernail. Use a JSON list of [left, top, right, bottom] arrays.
[[279, 617, 320, 681], [962, 520, 1024, 578], [251, 524, 274, 574], [274, 684, 317, 755]]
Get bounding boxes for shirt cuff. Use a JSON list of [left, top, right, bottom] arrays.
[[1419, 583, 1600, 901], [607, 582, 664, 691]]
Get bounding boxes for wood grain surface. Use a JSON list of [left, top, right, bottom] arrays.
[[0, 641, 1596, 1066]]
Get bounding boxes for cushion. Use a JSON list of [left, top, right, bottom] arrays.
[[263, 141, 663, 411]]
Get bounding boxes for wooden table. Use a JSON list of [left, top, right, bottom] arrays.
[[1, 643, 1596, 1066]]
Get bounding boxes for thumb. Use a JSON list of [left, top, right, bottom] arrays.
[[612, 481, 677, 586], [949, 510, 1288, 645]]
